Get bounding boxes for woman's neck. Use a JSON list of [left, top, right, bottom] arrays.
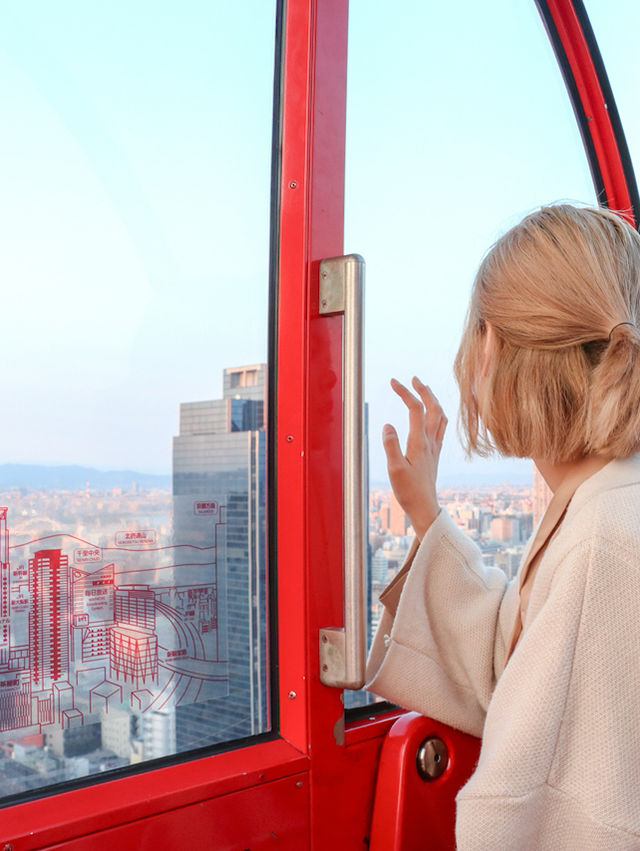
[[533, 455, 608, 493]]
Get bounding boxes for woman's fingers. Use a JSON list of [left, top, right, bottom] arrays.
[[411, 376, 448, 443], [435, 414, 447, 448], [382, 423, 404, 471], [391, 378, 424, 420], [383, 379, 443, 540], [389, 376, 448, 458], [390, 378, 426, 456]]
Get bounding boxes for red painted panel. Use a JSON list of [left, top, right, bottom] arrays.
[[369, 713, 481, 851], [39, 772, 309, 851], [276, 0, 314, 754], [296, 0, 375, 847], [276, 0, 400, 842], [276, 0, 384, 843], [344, 709, 405, 747]]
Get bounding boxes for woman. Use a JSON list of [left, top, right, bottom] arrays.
[[366, 204, 640, 849]]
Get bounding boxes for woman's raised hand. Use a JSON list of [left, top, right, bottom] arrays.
[[382, 377, 447, 540]]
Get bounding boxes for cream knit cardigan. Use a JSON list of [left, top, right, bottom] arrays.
[[366, 456, 640, 850]]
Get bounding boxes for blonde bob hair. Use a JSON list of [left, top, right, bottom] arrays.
[[455, 204, 640, 461]]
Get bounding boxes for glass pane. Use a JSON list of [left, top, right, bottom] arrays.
[[344, 0, 596, 708], [0, 1, 276, 798]]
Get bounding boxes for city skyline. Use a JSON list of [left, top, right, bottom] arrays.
[[0, 358, 553, 798], [0, 467, 541, 794]]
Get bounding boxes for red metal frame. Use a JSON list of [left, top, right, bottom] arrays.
[[541, 0, 637, 225], [277, 0, 396, 845], [276, 0, 314, 757]]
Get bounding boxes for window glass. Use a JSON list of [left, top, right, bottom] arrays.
[[344, 0, 596, 708], [0, 1, 276, 798]]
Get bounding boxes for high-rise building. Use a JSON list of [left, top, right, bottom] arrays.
[[29, 549, 70, 693], [489, 514, 520, 544], [172, 365, 267, 750], [140, 708, 176, 761], [101, 708, 136, 760], [387, 494, 407, 536]]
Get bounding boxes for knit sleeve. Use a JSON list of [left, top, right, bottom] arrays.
[[365, 509, 515, 736]]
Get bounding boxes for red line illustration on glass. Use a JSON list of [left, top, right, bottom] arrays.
[[0, 365, 266, 779], [0, 502, 228, 737]]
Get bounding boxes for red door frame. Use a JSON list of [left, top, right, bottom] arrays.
[[0, 2, 399, 848], [276, 0, 403, 844], [0, 1, 637, 849]]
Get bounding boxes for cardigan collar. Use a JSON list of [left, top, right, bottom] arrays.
[[564, 453, 640, 518], [505, 453, 640, 662], [379, 454, 640, 624]]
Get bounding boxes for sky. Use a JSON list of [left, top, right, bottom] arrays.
[[344, 0, 637, 483], [0, 1, 637, 485], [0, 2, 274, 472]]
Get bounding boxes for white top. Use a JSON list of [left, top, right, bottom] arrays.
[[366, 455, 640, 850]]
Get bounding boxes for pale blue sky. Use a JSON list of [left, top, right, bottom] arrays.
[[0, 1, 636, 483], [0, 2, 274, 471], [345, 0, 639, 482]]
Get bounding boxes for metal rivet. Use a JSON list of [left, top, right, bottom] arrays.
[[296, 780, 303, 788], [288, 690, 297, 699], [286, 434, 294, 443], [416, 736, 448, 781], [289, 180, 297, 188]]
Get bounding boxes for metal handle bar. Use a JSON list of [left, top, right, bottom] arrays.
[[318, 254, 366, 689]]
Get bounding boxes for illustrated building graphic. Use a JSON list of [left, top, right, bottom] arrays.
[[0, 670, 31, 733], [72, 563, 115, 664], [115, 586, 156, 632], [109, 626, 158, 690], [0, 509, 10, 666], [173, 364, 267, 748], [29, 549, 70, 692]]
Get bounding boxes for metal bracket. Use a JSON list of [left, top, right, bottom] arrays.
[[319, 258, 347, 315]]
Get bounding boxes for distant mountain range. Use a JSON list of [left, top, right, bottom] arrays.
[[0, 464, 529, 493], [371, 470, 533, 488], [0, 464, 171, 491], [437, 470, 532, 487]]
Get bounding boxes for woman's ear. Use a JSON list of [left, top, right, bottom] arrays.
[[481, 320, 495, 377]]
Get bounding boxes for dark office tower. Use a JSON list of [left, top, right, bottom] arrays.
[[29, 550, 70, 693], [173, 365, 267, 751]]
